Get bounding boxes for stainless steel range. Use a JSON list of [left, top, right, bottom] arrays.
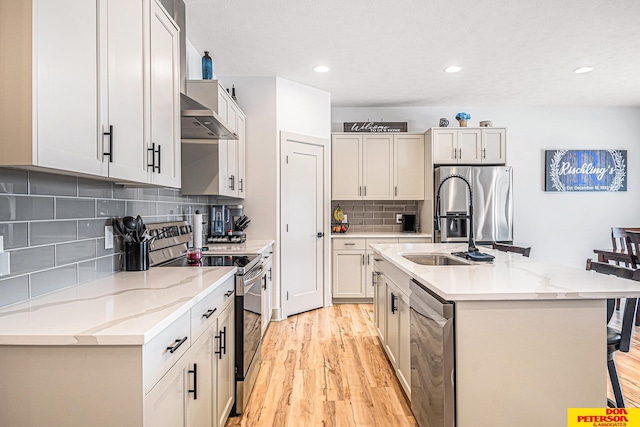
[[149, 221, 264, 415]]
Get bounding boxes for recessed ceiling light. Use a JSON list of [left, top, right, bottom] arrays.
[[444, 65, 462, 73], [313, 65, 330, 73], [573, 66, 594, 74]]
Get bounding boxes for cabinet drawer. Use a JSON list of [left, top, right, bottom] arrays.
[[191, 276, 235, 342], [333, 238, 365, 250], [143, 311, 191, 394], [366, 238, 399, 248]]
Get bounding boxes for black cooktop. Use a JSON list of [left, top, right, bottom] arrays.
[[159, 254, 258, 270]]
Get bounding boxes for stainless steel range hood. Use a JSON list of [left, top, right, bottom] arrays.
[[161, 0, 237, 140], [181, 94, 238, 140]]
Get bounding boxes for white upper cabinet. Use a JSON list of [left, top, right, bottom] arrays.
[[0, 0, 181, 187], [429, 127, 506, 165], [182, 80, 246, 197], [331, 133, 424, 201]]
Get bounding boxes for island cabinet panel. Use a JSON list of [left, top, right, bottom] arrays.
[[455, 299, 605, 427]]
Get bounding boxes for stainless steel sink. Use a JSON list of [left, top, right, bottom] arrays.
[[402, 254, 471, 266]]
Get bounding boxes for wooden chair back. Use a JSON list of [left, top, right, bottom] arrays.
[[492, 242, 531, 257], [611, 227, 628, 252], [625, 231, 640, 269]]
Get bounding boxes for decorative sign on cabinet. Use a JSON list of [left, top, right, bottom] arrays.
[[181, 80, 247, 197], [0, 0, 181, 188], [427, 127, 506, 165], [331, 133, 425, 201]]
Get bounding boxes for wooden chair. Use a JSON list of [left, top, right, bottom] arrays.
[[492, 242, 531, 257], [611, 227, 628, 253], [625, 230, 640, 269], [585, 258, 640, 408]]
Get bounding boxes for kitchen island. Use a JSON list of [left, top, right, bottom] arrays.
[[370, 242, 640, 427], [0, 267, 237, 427]]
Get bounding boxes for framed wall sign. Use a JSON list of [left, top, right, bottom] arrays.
[[343, 122, 408, 132], [545, 149, 627, 192]]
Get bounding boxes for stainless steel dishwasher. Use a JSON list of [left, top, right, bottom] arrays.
[[410, 278, 455, 427]]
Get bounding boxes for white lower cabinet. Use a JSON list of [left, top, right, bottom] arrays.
[[215, 302, 235, 427], [373, 257, 411, 400], [146, 354, 188, 427], [332, 237, 429, 300], [261, 252, 274, 336]]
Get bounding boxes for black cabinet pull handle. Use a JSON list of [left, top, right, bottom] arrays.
[[147, 143, 155, 171], [229, 175, 235, 190], [166, 336, 187, 353], [103, 125, 113, 162], [215, 326, 227, 359], [222, 326, 227, 355], [239, 178, 243, 192], [202, 308, 217, 319], [391, 293, 398, 314], [224, 290, 234, 297], [188, 363, 198, 400], [156, 144, 161, 174]]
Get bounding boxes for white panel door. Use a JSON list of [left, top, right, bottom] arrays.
[[102, 0, 148, 182], [363, 135, 394, 200], [332, 250, 366, 298], [35, 0, 105, 176], [331, 135, 362, 200], [458, 129, 482, 164], [149, 0, 180, 188], [394, 134, 425, 200], [432, 129, 458, 164], [281, 137, 325, 316], [227, 140, 238, 197], [215, 302, 234, 427], [144, 356, 186, 427]]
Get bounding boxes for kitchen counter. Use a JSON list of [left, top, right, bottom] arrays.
[[0, 267, 236, 346], [331, 232, 431, 239], [371, 242, 640, 300], [203, 239, 274, 255]]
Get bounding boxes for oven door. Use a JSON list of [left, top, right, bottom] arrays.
[[236, 264, 265, 380]]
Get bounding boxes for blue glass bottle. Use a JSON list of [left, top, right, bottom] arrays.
[[202, 51, 212, 80]]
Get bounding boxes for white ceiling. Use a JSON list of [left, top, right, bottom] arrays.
[[183, 0, 640, 108]]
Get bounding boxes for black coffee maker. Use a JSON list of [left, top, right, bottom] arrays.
[[402, 214, 417, 233]]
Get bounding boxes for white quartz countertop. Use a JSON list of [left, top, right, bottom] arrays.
[[331, 233, 432, 239], [371, 243, 640, 301], [0, 267, 236, 346], [203, 239, 274, 255]]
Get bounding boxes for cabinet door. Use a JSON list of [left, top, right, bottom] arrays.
[[217, 87, 230, 124], [237, 114, 246, 198], [365, 252, 375, 298], [332, 250, 366, 298], [373, 270, 386, 341], [458, 129, 482, 164], [394, 134, 425, 200], [363, 135, 394, 200], [226, 139, 239, 197], [215, 302, 235, 427], [481, 128, 506, 164], [149, 0, 181, 188], [385, 280, 400, 368], [432, 129, 458, 164], [262, 258, 273, 335], [144, 356, 186, 427], [218, 140, 231, 196], [397, 290, 411, 398], [35, 0, 105, 176], [185, 332, 213, 427], [331, 135, 362, 200], [101, 0, 148, 183]]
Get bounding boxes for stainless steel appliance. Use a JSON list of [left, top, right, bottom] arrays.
[[148, 221, 263, 415], [210, 204, 249, 244], [410, 278, 455, 427], [434, 166, 513, 244]]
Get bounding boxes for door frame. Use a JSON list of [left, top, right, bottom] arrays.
[[278, 131, 331, 318]]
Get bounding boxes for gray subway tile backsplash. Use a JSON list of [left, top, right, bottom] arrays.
[[56, 198, 96, 219], [30, 265, 77, 298], [30, 172, 78, 196], [0, 169, 28, 194], [332, 199, 421, 233], [30, 221, 77, 246], [0, 167, 216, 308]]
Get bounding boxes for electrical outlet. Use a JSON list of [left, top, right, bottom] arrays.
[[396, 214, 403, 224], [105, 226, 114, 250]]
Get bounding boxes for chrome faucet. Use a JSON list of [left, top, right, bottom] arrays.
[[434, 174, 478, 252]]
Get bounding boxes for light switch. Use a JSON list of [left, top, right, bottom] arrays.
[[0, 252, 9, 277], [105, 226, 114, 250]]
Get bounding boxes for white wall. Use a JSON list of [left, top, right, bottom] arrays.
[[276, 77, 332, 140], [333, 106, 640, 268]]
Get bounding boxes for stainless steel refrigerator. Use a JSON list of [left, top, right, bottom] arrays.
[[434, 166, 513, 244]]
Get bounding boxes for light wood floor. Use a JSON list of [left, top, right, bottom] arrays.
[[226, 302, 640, 427], [226, 304, 417, 427]]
